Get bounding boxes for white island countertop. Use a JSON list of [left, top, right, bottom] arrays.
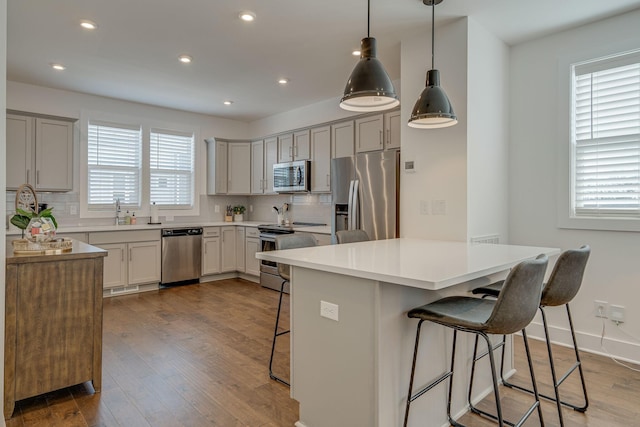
[[256, 238, 560, 290]]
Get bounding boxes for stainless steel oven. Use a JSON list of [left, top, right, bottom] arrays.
[[258, 224, 295, 292]]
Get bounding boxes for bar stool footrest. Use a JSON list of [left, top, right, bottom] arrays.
[[408, 370, 453, 403], [469, 400, 540, 427]]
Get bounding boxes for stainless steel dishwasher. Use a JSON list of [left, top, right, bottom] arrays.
[[161, 227, 202, 285]]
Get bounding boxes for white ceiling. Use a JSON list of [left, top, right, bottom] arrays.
[[7, 0, 640, 122]]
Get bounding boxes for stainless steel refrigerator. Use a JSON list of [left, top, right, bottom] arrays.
[[331, 150, 400, 241]]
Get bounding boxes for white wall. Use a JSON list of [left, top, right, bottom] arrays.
[[0, 0, 6, 423], [400, 18, 469, 241], [509, 9, 640, 362], [467, 19, 510, 243]]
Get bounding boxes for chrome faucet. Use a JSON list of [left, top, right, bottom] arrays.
[[115, 197, 121, 225]]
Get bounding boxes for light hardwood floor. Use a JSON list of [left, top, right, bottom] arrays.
[[6, 279, 640, 426]]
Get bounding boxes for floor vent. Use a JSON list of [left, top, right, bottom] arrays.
[[110, 285, 140, 295], [470, 235, 500, 244]]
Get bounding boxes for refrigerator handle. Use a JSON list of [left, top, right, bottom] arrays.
[[347, 180, 355, 230], [352, 180, 360, 230]]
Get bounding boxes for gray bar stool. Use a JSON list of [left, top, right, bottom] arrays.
[[471, 245, 591, 426], [336, 229, 369, 244], [268, 234, 317, 386], [403, 254, 548, 427]]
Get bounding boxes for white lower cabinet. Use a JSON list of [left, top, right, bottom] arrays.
[[100, 243, 127, 289], [202, 227, 221, 275], [236, 227, 246, 273], [245, 227, 260, 276], [128, 241, 162, 285], [89, 230, 161, 291], [221, 226, 236, 273]]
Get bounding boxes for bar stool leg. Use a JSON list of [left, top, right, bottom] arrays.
[[565, 304, 589, 411], [522, 329, 545, 426], [269, 278, 290, 386], [467, 332, 505, 426], [404, 322, 456, 427], [403, 320, 424, 427], [468, 330, 545, 427]]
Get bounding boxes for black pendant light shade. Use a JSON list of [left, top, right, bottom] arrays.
[[408, 69, 457, 128], [340, 0, 399, 112], [408, 0, 457, 129]]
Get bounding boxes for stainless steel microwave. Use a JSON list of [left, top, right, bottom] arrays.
[[273, 160, 310, 193]]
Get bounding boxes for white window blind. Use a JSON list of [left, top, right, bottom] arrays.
[[150, 129, 195, 207], [88, 122, 142, 207], [572, 51, 640, 217]]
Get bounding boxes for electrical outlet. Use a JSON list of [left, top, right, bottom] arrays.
[[432, 199, 447, 215], [609, 305, 625, 323], [594, 300, 609, 318], [320, 300, 339, 322], [165, 215, 174, 222], [214, 205, 220, 213]]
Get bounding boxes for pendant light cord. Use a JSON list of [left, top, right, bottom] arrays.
[[431, 1, 435, 69], [367, 0, 371, 37]]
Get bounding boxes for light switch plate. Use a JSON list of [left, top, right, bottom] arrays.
[[320, 300, 339, 322]]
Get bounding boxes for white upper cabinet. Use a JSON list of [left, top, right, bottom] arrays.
[[206, 138, 228, 194], [251, 137, 279, 194], [6, 113, 74, 191], [227, 142, 251, 194], [264, 136, 278, 194], [331, 120, 355, 159], [251, 140, 265, 194], [279, 130, 310, 162], [384, 110, 401, 150], [207, 139, 251, 195], [355, 114, 384, 153], [311, 126, 331, 193], [277, 133, 293, 163]]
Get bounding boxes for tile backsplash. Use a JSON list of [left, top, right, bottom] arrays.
[[6, 191, 332, 229]]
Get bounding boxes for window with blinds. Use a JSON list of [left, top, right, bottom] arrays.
[[87, 122, 142, 207], [150, 129, 195, 207], [572, 50, 640, 218]]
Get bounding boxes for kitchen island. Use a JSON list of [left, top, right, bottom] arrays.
[[256, 238, 559, 427], [4, 240, 107, 419]]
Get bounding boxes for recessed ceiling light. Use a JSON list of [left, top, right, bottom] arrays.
[[352, 50, 361, 56], [278, 78, 289, 85], [223, 100, 234, 105], [80, 20, 98, 30], [50, 63, 66, 71], [178, 55, 192, 64], [239, 11, 256, 22]]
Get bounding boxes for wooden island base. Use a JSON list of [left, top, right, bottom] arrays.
[[4, 240, 106, 419]]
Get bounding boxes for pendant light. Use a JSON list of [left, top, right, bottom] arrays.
[[408, 0, 457, 129], [340, 0, 399, 112]]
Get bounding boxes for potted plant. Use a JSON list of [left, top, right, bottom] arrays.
[[233, 205, 246, 222]]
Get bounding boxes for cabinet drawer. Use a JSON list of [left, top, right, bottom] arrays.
[[203, 227, 220, 237], [246, 227, 259, 238], [89, 229, 160, 245]]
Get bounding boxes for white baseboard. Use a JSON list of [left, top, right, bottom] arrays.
[[525, 320, 640, 365]]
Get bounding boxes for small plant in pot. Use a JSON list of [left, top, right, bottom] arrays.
[[233, 205, 246, 222]]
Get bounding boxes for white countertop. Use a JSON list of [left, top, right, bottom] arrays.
[[6, 221, 264, 236], [6, 220, 331, 236], [256, 238, 560, 290]]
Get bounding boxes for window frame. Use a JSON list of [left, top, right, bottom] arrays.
[[79, 110, 201, 220], [149, 128, 196, 209], [557, 47, 640, 232]]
